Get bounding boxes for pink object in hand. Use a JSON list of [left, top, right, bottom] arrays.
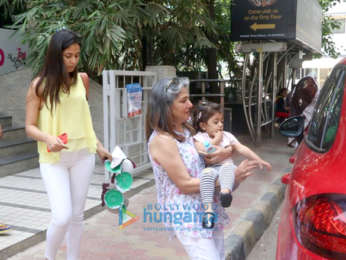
[[47, 133, 68, 152]]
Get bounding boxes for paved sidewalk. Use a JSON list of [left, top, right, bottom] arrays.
[[1, 134, 293, 260], [0, 164, 154, 260]]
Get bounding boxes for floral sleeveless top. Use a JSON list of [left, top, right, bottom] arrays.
[[148, 129, 229, 239]]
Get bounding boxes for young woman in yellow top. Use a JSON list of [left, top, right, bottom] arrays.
[[25, 29, 112, 260]]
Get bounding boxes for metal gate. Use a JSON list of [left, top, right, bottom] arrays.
[[239, 42, 300, 143], [102, 70, 157, 176]]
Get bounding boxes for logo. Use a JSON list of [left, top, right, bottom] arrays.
[[7, 48, 26, 69], [142, 202, 219, 232], [249, 0, 277, 7], [118, 206, 139, 229], [0, 49, 4, 67], [116, 202, 220, 231]]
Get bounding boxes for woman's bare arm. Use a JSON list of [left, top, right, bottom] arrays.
[[149, 133, 200, 194], [25, 79, 67, 152], [233, 143, 272, 171]]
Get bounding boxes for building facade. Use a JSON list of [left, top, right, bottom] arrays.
[[302, 0, 346, 86]]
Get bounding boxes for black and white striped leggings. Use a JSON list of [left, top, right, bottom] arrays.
[[200, 163, 236, 204]]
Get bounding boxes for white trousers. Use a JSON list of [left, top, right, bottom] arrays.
[[40, 148, 95, 260], [175, 228, 225, 260]]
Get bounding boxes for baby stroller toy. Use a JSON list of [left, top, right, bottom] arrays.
[[101, 146, 139, 228]]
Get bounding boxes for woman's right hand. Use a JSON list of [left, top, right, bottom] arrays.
[[233, 159, 259, 189], [204, 146, 232, 165], [46, 135, 68, 152]]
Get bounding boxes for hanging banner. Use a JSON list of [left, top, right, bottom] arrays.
[[126, 83, 142, 117]]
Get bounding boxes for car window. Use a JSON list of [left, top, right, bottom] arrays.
[[306, 66, 346, 152]]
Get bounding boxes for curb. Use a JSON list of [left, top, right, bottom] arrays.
[[225, 176, 287, 260]]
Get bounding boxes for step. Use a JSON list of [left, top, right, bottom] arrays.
[[0, 138, 37, 157], [0, 153, 39, 177], [2, 127, 27, 141], [0, 115, 12, 129]]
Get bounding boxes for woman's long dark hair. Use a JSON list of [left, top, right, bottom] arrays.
[[35, 29, 81, 111]]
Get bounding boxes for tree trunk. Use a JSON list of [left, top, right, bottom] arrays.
[[207, 48, 217, 80], [140, 1, 153, 70], [206, 0, 218, 93], [141, 35, 153, 70]]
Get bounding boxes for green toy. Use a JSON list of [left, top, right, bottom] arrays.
[[104, 189, 124, 209], [102, 146, 136, 227], [104, 160, 122, 174], [115, 171, 133, 192]]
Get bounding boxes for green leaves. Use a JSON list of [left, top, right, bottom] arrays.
[[0, 0, 216, 76], [319, 0, 342, 58], [0, 0, 142, 76], [0, 0, 341, 79]]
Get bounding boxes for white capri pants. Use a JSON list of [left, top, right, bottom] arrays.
[[175, 227, 225, 260], [40, 148, 95, 260]]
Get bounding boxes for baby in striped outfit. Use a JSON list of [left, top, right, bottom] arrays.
[[193, 101, 271, 229]]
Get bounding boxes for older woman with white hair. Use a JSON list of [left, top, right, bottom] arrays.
[[146, 77, 258, 260]]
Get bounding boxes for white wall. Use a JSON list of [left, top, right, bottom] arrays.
[[327, 1, 346, 56], [327, 1, 346, 14], [0, 29, 28, 75]]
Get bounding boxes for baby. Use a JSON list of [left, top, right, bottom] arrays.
[[193, 101, 271, 229]]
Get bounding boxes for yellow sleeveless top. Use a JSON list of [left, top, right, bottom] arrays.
[[37, 74, 98, 163]]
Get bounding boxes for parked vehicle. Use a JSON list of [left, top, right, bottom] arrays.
[[276, 58, 346, 259]]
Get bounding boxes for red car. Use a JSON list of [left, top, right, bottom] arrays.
[[276, 58, 346, 259]]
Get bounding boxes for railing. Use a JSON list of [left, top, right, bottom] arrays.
[[102, 70, 157, 179]]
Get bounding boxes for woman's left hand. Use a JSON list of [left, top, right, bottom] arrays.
[[96, 143, 112, 162], [204, 146, 231, 165], [257, 159, 272, 171]]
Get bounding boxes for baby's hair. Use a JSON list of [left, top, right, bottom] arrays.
[[192, 101, 222, 132]]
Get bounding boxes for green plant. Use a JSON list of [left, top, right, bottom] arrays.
[[0, 0, 342, 79], [5, 0, 167, 76]]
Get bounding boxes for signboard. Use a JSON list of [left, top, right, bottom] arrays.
[[231, 0, 322, 53], [231, 0, 296, 41], [0, 29, 28, 75]]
